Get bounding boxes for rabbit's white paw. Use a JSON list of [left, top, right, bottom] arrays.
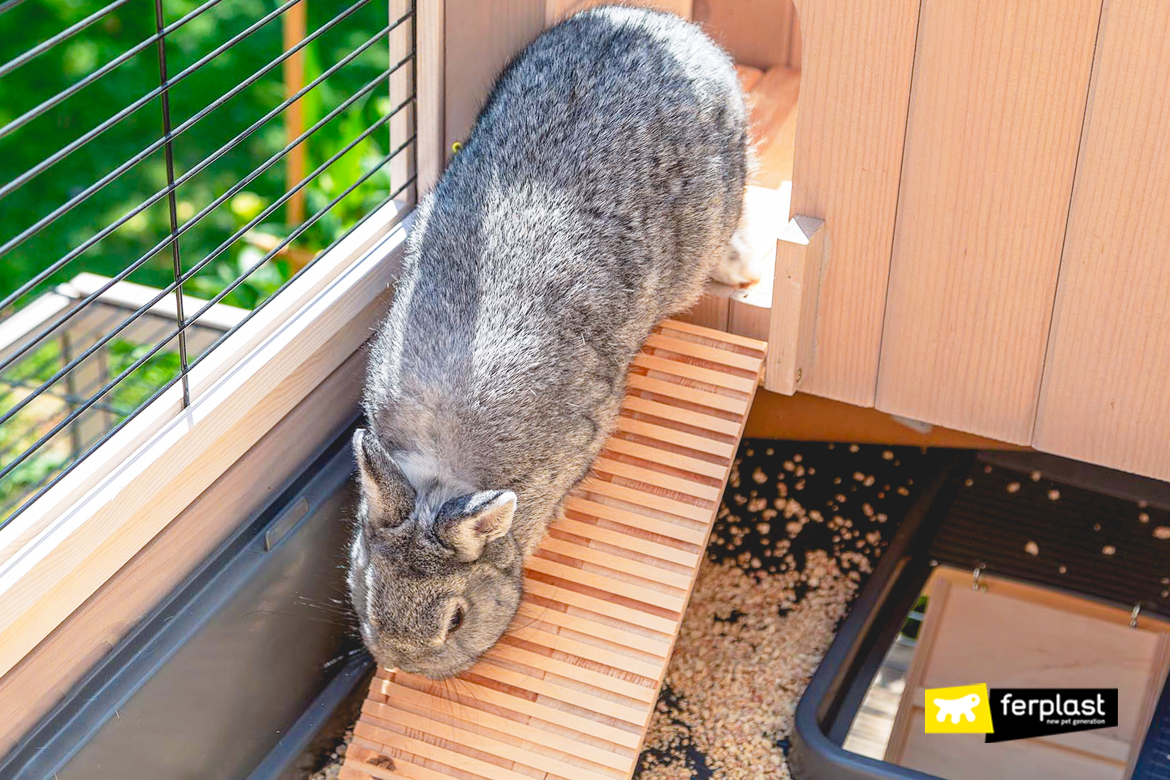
[[713, 186, 781, 289]]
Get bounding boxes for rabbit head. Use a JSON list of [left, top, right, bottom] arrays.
[[348, 428, 524, 679]]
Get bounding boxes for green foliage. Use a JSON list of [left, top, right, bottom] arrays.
[[0, 0, 396, 309]]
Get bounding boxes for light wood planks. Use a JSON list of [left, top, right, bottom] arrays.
[[1032, 0, 1170, 480], [786, 0, 920, 405], [339, 321, 765, 780], [875, 0, 1103, 444]]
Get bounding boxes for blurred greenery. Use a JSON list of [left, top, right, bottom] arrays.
[[0, 0, 403, 521], [0, 0, 396, 309]]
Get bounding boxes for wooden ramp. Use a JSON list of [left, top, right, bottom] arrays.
[[340, 320, 766, 780]]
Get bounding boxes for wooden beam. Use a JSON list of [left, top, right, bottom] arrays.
[[744, 390, 1025, 449], [0, 201, 410, 679], [443, 0, 546, 153], [766, 215, 826, 395], [415, 0, 445, 194]]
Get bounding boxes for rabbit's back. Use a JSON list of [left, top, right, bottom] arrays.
[[366, 7, 746, 541]]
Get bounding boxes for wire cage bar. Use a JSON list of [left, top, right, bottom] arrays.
[[0, 0, 419, 527]]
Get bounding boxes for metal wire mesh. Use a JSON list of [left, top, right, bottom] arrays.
[[0, 0, 417, 526]]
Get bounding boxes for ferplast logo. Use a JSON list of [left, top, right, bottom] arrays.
[[924, 686, 1119, 743], [925, 684, 994, 734]]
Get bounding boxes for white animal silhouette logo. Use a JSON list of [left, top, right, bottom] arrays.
[[933, 693, 981, 724]]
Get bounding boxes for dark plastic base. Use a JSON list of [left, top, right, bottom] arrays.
[[789, 451, 971, 780], [0, 420, 371, 780]]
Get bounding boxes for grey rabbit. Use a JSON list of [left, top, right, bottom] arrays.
[[348, 5, 750, 679]]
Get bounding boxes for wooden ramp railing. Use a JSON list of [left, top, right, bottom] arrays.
[[340, 320, 766, 780]]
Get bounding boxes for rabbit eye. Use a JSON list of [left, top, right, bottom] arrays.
[[448, 606, 465, 634]]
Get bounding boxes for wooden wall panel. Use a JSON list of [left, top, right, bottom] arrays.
[[549, 0, 693, 25], [693, 0, 797, 71], [1033, 1, 1170, 480], [787, 0, 920, 406], [443, 0, 546, 153], [875, 0, 1102, 444]]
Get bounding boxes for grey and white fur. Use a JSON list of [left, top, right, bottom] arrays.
[[349, 5, 749, 679]]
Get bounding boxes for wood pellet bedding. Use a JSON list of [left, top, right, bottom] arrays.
[[308, 440, 931, 780]]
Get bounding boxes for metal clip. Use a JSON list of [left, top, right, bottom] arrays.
[[1131, 603, 1142, 629], [972, 563, 988, 593]]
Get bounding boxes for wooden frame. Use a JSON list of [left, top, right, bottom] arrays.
[[0, 0, 447, 698], [0, 201, 412, 680]]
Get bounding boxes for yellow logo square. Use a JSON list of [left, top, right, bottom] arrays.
[[925, 683, 994, 734]]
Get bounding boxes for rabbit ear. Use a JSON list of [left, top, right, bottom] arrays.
[[435, 490, 517, 561], [353, 428, 415, 531]]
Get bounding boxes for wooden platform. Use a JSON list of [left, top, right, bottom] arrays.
[[339, 320, 766, 780]]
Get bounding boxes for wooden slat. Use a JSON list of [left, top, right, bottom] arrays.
[[788, 0, 920, 405], [658, 318, 768, 353], [515, 601, 673, 656], [363, 703, 626, 780], [601, 437, 726, 481], [554, 515, 699, 567], [522, 577, 680, 636], [626, 373, 746, 415], [490, 640, 658, 702], [375, 672, 646, 743], [341, 320, 764, 780], [577, 478, 711, 524], [631, 352, 757, 395], [354, 721, 536, 780], [505, 622, 665, 680], [1032, 0, 1170, 480], [875, 0, 1102, 444], [643, 333, 762, 373], [615, 416, 737, 461], [525, 556, 688, 614], [464, 661, 651, 725], [563, 497, 708, 547], [620, 395, 742, 438], [538, 535, 692, 591], [591, 457, 722, 504], [369, 687, 633, 771]]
